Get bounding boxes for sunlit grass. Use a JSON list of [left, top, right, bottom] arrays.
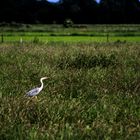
[[1, 24, 140, 44], [2, 36, 140, 43]]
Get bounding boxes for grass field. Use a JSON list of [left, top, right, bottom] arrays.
[[0, 25, 140, 139], [1, 24, 140, 43], [1, 36, 140, 43]]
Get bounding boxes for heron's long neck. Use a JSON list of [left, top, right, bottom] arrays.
[[40, 79, 44, 90]]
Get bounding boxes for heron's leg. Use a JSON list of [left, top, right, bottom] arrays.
[[26, 99, 30, 105], [30, 96, 37, 100], [32, 96, 38, 102], [35, 96, 38, 100]]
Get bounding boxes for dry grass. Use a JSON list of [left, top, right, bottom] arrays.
[[0, 42, 140, 139]]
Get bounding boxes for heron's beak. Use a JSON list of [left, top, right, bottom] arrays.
[[43, 77, 49, 80], [45, 77, 49, 79]]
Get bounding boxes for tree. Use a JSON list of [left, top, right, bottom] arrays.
[[0, 0, 139, 23], [99, 0, 140, 23], [60, 0, 98, 23]]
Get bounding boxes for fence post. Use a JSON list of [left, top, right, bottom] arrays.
[[107, 33, 109, 42], [1, 34, 4, 43], [20, 37, 23, 44]]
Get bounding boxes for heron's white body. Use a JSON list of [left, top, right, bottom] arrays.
[[26, 77, 48, 97]]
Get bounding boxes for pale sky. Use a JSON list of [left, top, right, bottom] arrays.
[[47, 0, 60, 3], [96, 0, 100, 3], [47, 0, 140, 4], [47, 0, 101, 4]]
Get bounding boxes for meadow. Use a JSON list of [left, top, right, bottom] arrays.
[[0, 24, 140, 139], [1, 24, 140, 43]]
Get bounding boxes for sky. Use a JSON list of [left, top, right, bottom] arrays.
[[47, 0, 60, 3], [47, 0, 101, 4], [47, 0, 140, 3], [96, 0, 100, 3]]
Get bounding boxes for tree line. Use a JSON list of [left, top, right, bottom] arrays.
[[0, 0, 140, 24]]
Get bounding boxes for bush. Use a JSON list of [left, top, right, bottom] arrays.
[[0, 22, 9, 27], [32, 37, 40, 44], [57, 53, 118, 69], [63, 19, 73, 28]]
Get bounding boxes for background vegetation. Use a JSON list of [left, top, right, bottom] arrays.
[[0, 24, 140, 43], [0, 0, 140, 24]]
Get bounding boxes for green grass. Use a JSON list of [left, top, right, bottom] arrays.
[[0, 41, 140, 139], [1, 36, 140, 43], [1, 24, 140, 33], [0, 24, 140, 43]]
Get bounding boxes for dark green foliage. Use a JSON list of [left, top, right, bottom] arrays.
[[72, 53, 117, 68], [0, 0, 140, 23], [32, 37, 41, 44], [63, 19, 73, 28], [57, 53, 117, 69]]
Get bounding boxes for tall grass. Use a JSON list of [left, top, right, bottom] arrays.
[[0, 42, 140, 139]]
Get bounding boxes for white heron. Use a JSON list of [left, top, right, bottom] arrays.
[[26, 77, 49, 97]]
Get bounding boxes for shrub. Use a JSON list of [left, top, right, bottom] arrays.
[[32, 37, 40, 44], [57, 53, 118, 69], [0, 22, 9, 27], [63, 19, 73, 28]]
